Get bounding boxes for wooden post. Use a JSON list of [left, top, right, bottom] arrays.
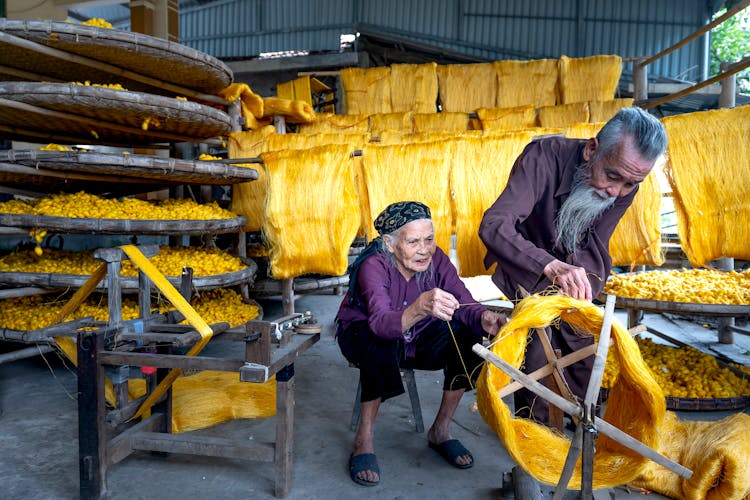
[[106, 260, 123, 329], [719, 62, 737, 108], [78, 330, 107, 500], [580, 404, 596, 500], [282, 278, 295, 315], [717, 64, 736, 344], [130, 0, 179, 41], [275, 364, 295, 497], [714, 257, 735, 344], [633, 58, 648, 102]]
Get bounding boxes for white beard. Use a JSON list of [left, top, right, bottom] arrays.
[[555, 167, 616, 254]]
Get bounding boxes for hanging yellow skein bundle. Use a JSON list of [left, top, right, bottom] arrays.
[[476, 105, 537, 132], [297, 112, 370, 134], [262, 144, 360, 279], [661, 106, 750, 267], [537, 102, 591, 128], [558, 54, 623, 104], [450, 130, 536, 276], [360, 140, 454, 251], [563, 121, 604, 139], [390, 62, 439, 113], [588, 98, 634, 122], [265, 132, 370, 152], [436, 62, 498, 112], [340, 67, 392, 115], [228, 126, 276, 232], [368, 111, 415, 138], [493, 58, 559, 108], [413, 112, 471, 133]]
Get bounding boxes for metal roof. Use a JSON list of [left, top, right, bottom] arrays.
[[65, 0, 729, 85]]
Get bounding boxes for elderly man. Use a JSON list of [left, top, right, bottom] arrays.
[[479, 107, 667, 425]]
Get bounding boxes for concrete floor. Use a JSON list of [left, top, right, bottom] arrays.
[[1, 290, 748, 500]]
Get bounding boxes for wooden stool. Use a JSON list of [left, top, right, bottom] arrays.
[[349, 366, 425, 433]]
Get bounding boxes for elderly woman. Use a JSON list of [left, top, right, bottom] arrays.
[[335, 201, 505, 486]]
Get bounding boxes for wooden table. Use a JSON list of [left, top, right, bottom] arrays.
[[77, 316, 320, 499]]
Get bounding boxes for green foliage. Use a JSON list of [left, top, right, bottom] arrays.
[[710, 7, 750, 93]]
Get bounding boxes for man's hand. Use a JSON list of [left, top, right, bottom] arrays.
[[543, 259, 592, 301], [416, 288, 460, 321], [481, 309, 506, 338]]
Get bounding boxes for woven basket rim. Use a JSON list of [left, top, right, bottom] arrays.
[[0, 149, 258, 184], [0, 82, 231, 144], [0, 260, 258, 291], [0, 213, 247, 235], [0, 18, 232, 93]]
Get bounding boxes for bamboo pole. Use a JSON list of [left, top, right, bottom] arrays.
[[638, 0, 750, 68]]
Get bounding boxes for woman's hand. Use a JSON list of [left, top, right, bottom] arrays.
[[481, 310, 506, 338], [416, 288, 460, 321], [543, 259, 593, 301]]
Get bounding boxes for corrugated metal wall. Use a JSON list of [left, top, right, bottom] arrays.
[[177, 0, 711, 80]]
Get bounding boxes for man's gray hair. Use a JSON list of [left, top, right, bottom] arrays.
[[594, 107, 667, 163]]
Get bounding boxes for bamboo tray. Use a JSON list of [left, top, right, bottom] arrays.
[[250, 274, 349, 296], [0, 258, 258, 293], [0, 161, 167, 195], [601, 270, 750, 317], [0, 213, 247, 235], [603, 294, 750, 317], [601, 387, 750, 411], [0, 82, 232, 145], [0, 18, 232, 95], [0, 150, 258, 185]]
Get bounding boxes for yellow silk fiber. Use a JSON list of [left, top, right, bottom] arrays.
[[390, 62, 439, 113], [128, 370, 276, 433], [262, 144, 360, 279], [588, 98, 634, 122], [228, 127, 275, 232], [436, 62, 498, 112], [218, 82, 270, 129], [450, 131, 536, 276], [477, 294, 666, 489], [261, 96, 315, 123], [368, 112, 415, 137], [661, 106, 750, 267], [537, 102, 591, 128], [122, 245, 215, 421], [360, 140, 453, 251], [340, 67, 392, 115], [297, 112, 370, 134], [609, 170, 664, 267], [477, 105, 538, 132], [413, 112, 470, 133], [563, 121, 604, 139], [631, 411, 750, 500], [559, 55, 623, 104], [493, 58, 559, 108], [265, 132, 369, 152]]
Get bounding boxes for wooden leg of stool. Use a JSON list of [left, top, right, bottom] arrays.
[[403, 369, 424, 433], [275, 364, 295, 498], [350, 376, 362, 432]]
